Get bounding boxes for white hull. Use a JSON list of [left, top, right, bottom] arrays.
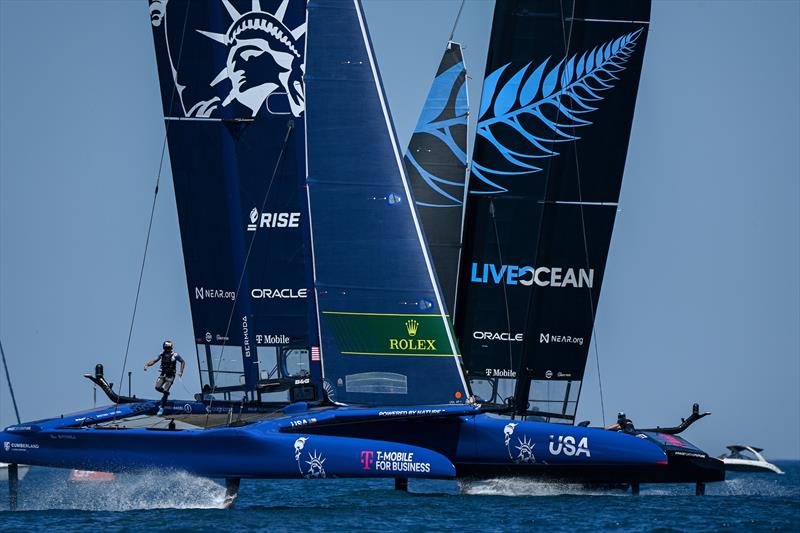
[[0, 463, 30, 481], [722, 457, 784, 474]]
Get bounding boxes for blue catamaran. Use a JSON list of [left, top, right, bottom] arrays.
[[1, 0, 723, 506]]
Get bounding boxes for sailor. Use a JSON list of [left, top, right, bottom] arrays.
[[605, 411, 634, 433], [143, 340, 185, 416]]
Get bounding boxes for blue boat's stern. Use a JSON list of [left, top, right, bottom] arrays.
[[453, 415, 724, 484]]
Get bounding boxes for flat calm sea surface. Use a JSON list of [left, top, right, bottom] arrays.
[[1, 462, 798, 532]]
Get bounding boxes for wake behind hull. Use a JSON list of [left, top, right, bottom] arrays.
[[0, 401, 722, 486], [457, 454, 724, 484]]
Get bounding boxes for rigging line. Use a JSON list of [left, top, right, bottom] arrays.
[[448, 0, 467, 42], [452, 42, 471, 325], [561, 0, 606, 426], [0, 339, 21, 424], [114, 162, 159, 419], [114, 3, 192, 423], [205, 121, 295, 428], [488, 201, 515, 392], [177, 374, 194, 397]]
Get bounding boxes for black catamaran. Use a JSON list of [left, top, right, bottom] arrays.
[[1, 1, 723, 507]]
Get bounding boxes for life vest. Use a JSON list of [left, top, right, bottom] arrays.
[[159, 351, 180, 375]]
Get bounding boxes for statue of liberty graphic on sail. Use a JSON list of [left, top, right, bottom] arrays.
[[150, 0, 306, 118]]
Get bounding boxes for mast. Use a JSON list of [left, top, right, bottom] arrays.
[[454, 0, 651, 421]]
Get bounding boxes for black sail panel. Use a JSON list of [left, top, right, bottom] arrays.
[[404, 42, 469, 313], [455, 0, 651, 419], [149, 0, 320, 396]]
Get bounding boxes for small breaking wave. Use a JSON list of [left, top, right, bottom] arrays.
[[460, 477, 627, 497], [18, 469, 228, 511], [717, 475, 797, 497], [461, 472, 799, 498]]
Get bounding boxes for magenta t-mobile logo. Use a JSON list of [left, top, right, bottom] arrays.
[[360, 450, 375, 470]]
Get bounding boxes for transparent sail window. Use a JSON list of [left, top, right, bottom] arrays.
[[345, 372, 407, 394], [257, 346, 280, 381], [526, 380, 581, 423], [470, 377, 516, 405], [284, 348, 310, 377], [196, 343, 245, 390], [197, 344, 210, 389]]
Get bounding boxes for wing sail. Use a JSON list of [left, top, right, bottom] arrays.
[[305, 0, 469, 406], [404, 41, 469, 313], [149, 0, 320, 396], [455, 0, 651, 421]]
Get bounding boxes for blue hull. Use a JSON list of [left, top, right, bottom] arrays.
[[0, 401, 722, 484]]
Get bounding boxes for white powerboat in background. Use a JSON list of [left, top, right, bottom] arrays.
[[719, 445, 784, 474]]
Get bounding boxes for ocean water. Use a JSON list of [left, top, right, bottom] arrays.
[[1, 463, 798, 532]]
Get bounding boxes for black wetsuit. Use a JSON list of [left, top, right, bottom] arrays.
[[154, 351, 184, 408]]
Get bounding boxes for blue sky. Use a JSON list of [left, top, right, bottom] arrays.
[[1, 1, 798, 459]]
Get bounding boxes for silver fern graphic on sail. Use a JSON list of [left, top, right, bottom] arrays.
[[471, 29, 644, 191], [405, 60, 468, 208]]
